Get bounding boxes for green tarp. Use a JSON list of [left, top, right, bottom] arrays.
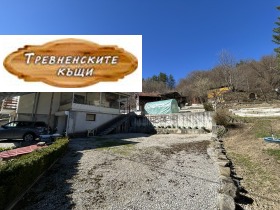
[[144, 99, 179, 115]]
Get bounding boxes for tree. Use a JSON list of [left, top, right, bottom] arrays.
[[143, 72, 176, 92], [217, 50, 237, 91], [158, 72, 168, 83], [273, 6, 280, 65], [192, 76, 211, 103], [167, 74, 176, 89], [176, 70, 213, 103], [142, 78, 168, 93]]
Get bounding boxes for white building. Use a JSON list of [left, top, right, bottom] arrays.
[[16, 92, 130, 136]]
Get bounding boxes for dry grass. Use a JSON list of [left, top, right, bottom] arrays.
[[223, 118, 280, 209]]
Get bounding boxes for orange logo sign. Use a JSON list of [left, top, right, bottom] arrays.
[[3, 38, 138, 88]]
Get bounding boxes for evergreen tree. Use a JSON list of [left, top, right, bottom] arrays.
[[273, 6, 280, 66], [151, 75, 158, 81], [144, 72, 176, 91], [158, 72, 168, 83], [167, 74, 176, 89]]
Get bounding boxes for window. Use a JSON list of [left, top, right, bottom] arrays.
[[4, 122, 18, 128], [86, 113, 96, 121]]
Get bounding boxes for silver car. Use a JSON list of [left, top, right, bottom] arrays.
[[0, 121, 48, 141]]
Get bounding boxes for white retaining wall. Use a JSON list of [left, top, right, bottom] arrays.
[[131, 112, 213, 130]]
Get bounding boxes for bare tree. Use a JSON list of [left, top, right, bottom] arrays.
[[176, 70, 213, 103], [217, 50, 237, 90], [142, 79, 168, 93], [249, 55, 280, 89], [192, 76, 211, 103]]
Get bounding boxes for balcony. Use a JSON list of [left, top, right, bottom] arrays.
[[59, 93, 129, 114]]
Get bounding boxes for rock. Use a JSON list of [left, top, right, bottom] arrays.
[[217, 160, 231, 167], [213, 142, 223, 149], [219, 176, 237, 198], [211, 137, 218, 141], [219, 166, 231, 177], [218, 194, 235, 210], [215, 148, 226, 154], [218, 154, 228, 160]]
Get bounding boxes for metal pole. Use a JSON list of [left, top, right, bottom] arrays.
[[47, 93, 55, 134]]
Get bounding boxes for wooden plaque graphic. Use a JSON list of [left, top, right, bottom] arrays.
[[3, 38, 138, 88]]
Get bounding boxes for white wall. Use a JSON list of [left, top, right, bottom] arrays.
[[141, 112, 214, 130], [56, 115, 67, 134], [67, 111, 118, 134]]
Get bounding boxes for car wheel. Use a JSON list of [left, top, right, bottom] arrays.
[[23, 133, 35, 142]]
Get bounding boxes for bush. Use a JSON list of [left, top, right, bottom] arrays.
[[213, 109, 230, 127], [0, 147, 15, 152], [203, 102, 214, 111], [0, 138, 69, 209]]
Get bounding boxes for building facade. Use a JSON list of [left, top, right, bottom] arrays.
[[16, 92, 129, 135]]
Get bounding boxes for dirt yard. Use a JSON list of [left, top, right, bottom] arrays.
[[14, 133, 220, 210], [223, 118, 280, 210]]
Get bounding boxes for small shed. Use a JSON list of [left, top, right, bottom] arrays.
[[144, 99, 179, 115]]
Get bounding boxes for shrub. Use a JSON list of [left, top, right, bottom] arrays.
[[213, 109, 230, 127], [203, 102, 214, 111], [0, 147, 15, 152], [0, 138, 69, 209]]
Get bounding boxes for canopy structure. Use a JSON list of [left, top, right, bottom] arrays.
[[144, 99, 179, 115]]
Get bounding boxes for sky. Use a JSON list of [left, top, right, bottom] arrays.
[[0, 0, 279, 83]]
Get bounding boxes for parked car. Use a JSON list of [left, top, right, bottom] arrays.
[[0, 121, 48, 141]]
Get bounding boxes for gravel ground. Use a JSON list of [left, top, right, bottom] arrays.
[[15, 133, 220, 210]]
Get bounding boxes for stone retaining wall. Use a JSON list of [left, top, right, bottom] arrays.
[[207, 125, 239, 210]]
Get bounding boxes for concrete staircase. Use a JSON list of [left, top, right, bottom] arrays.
[[96, 113, 131, 136]]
